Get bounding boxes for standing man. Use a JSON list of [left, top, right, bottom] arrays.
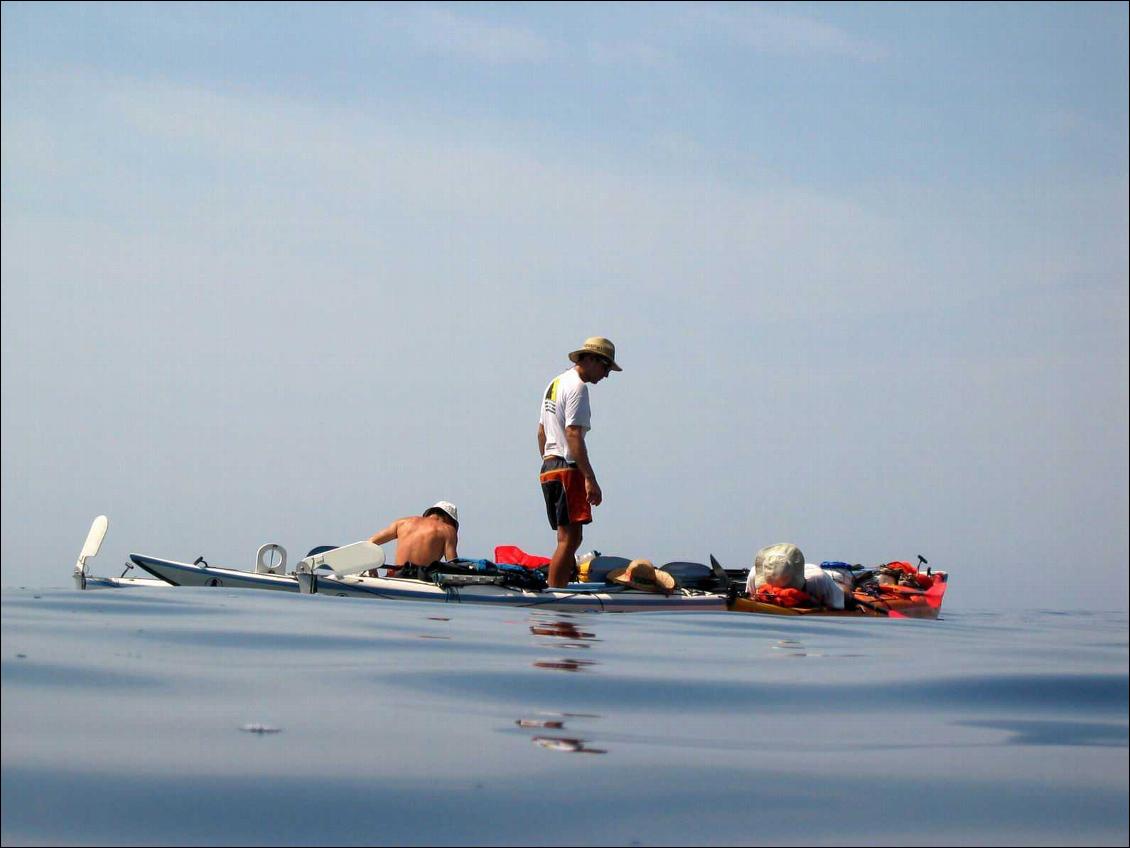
[[538, 337, 622, 587]]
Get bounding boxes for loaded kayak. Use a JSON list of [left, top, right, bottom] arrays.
[[731, 577, 948, 620], [72, 517, 947, 618], [124, 552, 728, 612]]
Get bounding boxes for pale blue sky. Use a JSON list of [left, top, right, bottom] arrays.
[[2, 2, 1127, 609]]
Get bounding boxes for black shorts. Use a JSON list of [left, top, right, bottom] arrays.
[[388, 561, 441, 580]]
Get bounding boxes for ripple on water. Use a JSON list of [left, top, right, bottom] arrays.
[[377, 668, 1130, 716], [1, 659, 166, 691], [957, 718, 1129, 747], [1, 594, 232, 618]]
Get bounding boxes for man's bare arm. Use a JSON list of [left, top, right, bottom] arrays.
[[444, 530, 458, 562], [538, 423, 546, 457], [369, 519, 403, 546], [565, 425, 602, 505]]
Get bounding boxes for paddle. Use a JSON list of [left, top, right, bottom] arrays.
[[709, 554, 733, 594], [297, 540, 385, 576], [658, 561, 734, 592], [73, 515, 108, 589]]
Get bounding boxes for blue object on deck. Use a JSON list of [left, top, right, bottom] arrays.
[[451, 558, 494, 572], [588, 555, 631, 583]]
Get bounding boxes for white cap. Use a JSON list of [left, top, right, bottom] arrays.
[[423, 501, 459, 528]]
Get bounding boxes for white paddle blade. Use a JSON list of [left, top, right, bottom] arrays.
[[76, 515, 109, 570], [299, 541, 385, 576]]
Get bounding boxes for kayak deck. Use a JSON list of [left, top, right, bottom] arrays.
[[125, 553, 728, 612], [80, 550, 948, 618]]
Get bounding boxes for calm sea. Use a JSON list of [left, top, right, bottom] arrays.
[[2, 586, 1127, 846]]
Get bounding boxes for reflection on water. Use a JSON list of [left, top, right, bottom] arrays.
[[519, 615, 608, 750], [533, 658, 596, 672], [239, 724, 281, 735], [530, 616, 601, 671], [773, 638, 812, 657], [514, 712, 602, 730], [958, 719, 1130, 747], [531, 736, 606, 754], [514, 710, 607, 755], [529, 618, 599, 643], [414, 614, 453, 639]]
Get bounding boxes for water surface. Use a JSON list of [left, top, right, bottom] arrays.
[[2, 587, 1126, 846]]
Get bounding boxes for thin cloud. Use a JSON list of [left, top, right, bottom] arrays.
[[5, 69, 1078, 328], [411, 8, 553, 65], [706, 5, 889, 62], [586, 39, 670, 69]]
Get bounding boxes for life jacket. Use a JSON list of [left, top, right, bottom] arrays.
[[494, 545, 551, 568], [882, 561, 935, 589], [755, 585, 814, 607]]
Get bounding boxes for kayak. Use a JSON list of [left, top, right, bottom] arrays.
[[731, 574, 948, 620], [71, 517, 947, 618], [124, 552, 729, 613]]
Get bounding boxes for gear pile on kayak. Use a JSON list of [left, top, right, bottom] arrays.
[[72, 516, 947, 618]]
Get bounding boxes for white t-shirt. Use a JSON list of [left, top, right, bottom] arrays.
[[802, 564, 847, 610], [540, 368, 591, 463], [743, 563, 847, 610]]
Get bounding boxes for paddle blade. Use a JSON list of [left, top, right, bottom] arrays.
[[709, 554, 732, 591], [299, 540, 385, 576], [79, 516, 109, 563]]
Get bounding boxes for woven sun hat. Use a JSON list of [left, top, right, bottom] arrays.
[[606, 559, 675, 595], [568, 337, 622, 371], [423, 501, 459, 528]]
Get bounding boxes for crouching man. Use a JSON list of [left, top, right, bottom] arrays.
[[367, 501, 459, 578]]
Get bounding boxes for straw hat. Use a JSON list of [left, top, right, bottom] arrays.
[[606, 559, 675, 594], [423, 501, 459, 528], [568, 337, 622, 371]]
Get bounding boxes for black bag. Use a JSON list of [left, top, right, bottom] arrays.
[[660, 561, 730, 592]]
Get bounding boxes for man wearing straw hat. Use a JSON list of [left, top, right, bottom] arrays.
[[537, 337, 622, 588]]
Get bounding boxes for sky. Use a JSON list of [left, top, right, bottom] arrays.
[[1, 2, 1127, 610]]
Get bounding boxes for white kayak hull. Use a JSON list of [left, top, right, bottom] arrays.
[[124, 554, 727, 613], [80, 574, 174, 589], [297, 570, 727, 612], [129, 554, 301, 591]]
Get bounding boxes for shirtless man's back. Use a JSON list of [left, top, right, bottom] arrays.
[[369, 501, 459, 569]]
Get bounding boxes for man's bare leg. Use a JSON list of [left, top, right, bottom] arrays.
[[548, 524, 582, 588]]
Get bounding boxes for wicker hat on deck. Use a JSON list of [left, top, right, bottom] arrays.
[[606, 559, 675, 595]]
